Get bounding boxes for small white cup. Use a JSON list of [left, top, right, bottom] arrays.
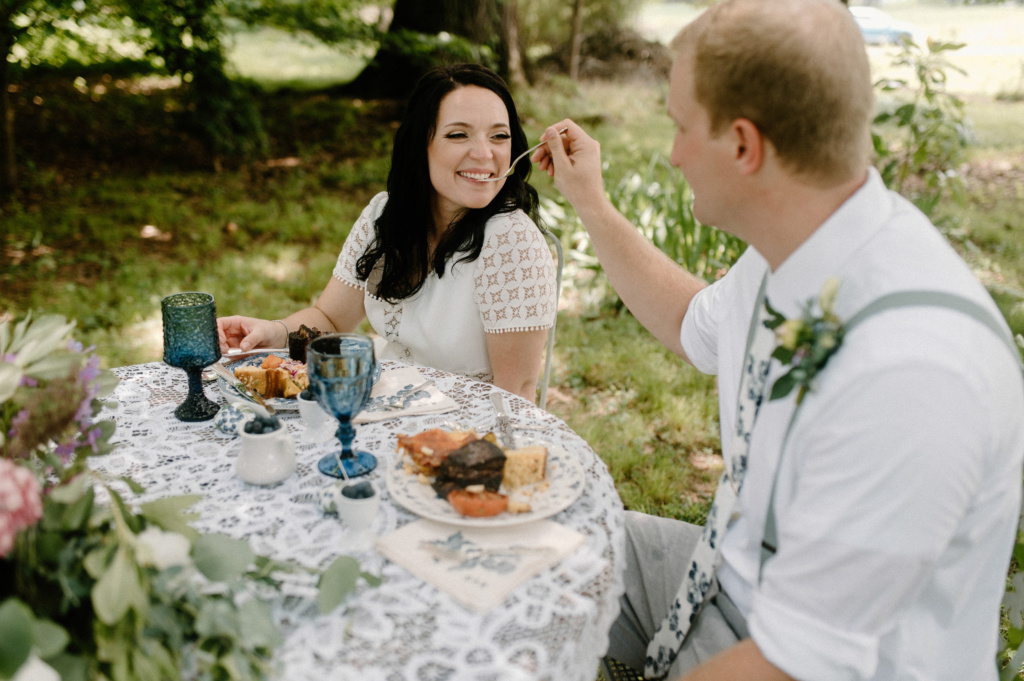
[[319, 481, 380, 551], [236, 427, 296, 485], [297, 392, 336, 443]]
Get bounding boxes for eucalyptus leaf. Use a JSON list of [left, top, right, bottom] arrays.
[[238, 599, 283, 650], [32, 619, 69, 659], [0, 599, 34, 678], [317, 555, 362, 614], [193, 533, 254, 583], [140, 495, 202, 542], [48, 476, 89, 505], [195, 600, 240, 639], [92, 548, 146, 625]]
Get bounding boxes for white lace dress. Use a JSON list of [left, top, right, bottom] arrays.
[[334, 192, 557, 383]]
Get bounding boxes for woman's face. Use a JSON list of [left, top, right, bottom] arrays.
[[427, 85, 512, 230]]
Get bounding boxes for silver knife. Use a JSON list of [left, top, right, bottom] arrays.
[[489, 392, 514, 448], [209, 362, 276, 415]]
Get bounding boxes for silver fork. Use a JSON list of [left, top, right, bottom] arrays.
[[478, 127, 568, 182]]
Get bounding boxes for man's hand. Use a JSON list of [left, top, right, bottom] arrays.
[[531, 119, 608, 217]]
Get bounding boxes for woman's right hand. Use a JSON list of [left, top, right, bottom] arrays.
[[217, 316, 283, 354]]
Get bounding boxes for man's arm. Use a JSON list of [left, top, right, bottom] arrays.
[[677, 639, 794, 681], [534, 120, 706, 361]]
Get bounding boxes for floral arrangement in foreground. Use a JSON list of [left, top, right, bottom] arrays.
[[0, 313, 378, 681]]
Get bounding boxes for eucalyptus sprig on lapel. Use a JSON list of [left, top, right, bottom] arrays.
[[764, 277, 844, 404]]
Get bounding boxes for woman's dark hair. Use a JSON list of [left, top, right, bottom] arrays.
[[355, 63, 540, 303]]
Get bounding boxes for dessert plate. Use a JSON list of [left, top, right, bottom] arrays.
[[217, 352, 299, 414], [386, 443, 586, 527]]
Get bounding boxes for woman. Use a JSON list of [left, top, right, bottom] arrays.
[[218, 64, 557, 402]]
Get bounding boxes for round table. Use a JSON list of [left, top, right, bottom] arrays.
[[96, 359, 626, 681]]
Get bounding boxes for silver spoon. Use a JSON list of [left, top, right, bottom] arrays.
[[478, 127, 568, 182]]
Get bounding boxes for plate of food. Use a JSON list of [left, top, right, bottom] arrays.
[[386, 428, 586, 527], [218, 352, 304, 413]]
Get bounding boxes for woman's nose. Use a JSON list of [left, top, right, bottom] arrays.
[[468, 137, 493, 159]]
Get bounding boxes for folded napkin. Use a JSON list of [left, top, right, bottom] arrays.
[[375, 518, 586, 613], [355, 367, 458, 423]]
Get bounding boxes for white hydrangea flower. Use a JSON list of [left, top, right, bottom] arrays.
[[137, 526, 192, 570]]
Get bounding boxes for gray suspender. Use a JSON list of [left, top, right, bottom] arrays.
[[759, 291, 1023, 577]]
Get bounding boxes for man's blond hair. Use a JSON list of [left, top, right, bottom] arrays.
[[671, 0, 874, 186]]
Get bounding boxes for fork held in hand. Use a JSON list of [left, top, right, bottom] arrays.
[[480, 127, 568, 182]]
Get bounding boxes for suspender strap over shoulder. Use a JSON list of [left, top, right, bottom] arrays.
[[760, 290, 1022, 578]]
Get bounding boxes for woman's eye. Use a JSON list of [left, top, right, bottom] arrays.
[[493, 132, 511, 141], [445, 132, 468, 139]]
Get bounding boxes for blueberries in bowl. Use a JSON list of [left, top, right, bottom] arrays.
[[243, 414, 282, 435], [341, 481, 375, 499]]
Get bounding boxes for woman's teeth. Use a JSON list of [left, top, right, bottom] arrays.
[[459, 171, 494, 181]]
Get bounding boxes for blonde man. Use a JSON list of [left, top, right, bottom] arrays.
[[534, 0, 1024, 679]]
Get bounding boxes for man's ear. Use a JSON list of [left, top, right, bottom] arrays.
[[732, 118, 763, 175]]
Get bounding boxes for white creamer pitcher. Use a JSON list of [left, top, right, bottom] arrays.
[[236, 427, 296, 485]]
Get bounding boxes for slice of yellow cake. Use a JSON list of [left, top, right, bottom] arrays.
[[502, 445, 548, 489]]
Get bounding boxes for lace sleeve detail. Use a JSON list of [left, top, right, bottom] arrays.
[[475, 211, 558, 333], [333, 192, 389, 291]]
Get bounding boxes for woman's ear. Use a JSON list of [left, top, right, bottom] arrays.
[[732, 118, 764, 175]]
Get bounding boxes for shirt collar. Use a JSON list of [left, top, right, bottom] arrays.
[[763, 168, 892, 316]]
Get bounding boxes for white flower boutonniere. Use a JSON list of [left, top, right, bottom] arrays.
[[764, 277, 844, 404]]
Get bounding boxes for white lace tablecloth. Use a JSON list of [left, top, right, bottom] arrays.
[[95, 360, 626, 681]]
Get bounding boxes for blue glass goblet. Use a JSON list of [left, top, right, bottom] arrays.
[[161, 292, 222, 422], [307, 333, 378, 479]]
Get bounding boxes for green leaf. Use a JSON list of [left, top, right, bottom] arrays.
[[0, 363, 22, 404], [32, 619, 69, 659], [140, 495, 202, 542], [769, 372, 799, 402], [119, 476, 146, 495], [0, 599, 34, 678], [317, 555, 362, 614], [239, 599, 283, 650], [92, 547, 146, 625], [195, 600, 240, 639], [193, 533, 254, 583], [107, 488, 140, 534], [41, 652, 89, 681]]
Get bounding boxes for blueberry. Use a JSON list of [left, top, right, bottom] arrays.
[[244, 421, 256, 434], [342, 481, 374, 499], [300, 389, 313, 400]]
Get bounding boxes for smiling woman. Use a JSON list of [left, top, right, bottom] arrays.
[[216, 64, 558, 403]]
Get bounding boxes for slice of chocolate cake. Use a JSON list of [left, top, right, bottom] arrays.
[[431, 439, 507, 499], [288, 324, 323, 362]]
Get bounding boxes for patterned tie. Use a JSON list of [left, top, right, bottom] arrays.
[[645, 276, 774, 678]]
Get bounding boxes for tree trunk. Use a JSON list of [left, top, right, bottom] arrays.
[[568, 0, 585, 81], [0, 12, 17, 197], [339, 0, 518, 100], [498, 0, 527, 91]]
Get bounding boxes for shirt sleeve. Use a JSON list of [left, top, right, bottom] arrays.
[[474, 211, 558, 333], [332, 192, 388, 291]]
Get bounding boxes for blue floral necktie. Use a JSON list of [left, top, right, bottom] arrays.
[[645, 276, 773, 678]]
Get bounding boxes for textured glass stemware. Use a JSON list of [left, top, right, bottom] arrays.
[[307, 333, 377, 478], [161, 292, 222, 422]]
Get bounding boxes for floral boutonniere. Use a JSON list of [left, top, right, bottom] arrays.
[[763, 277, 844, 404]]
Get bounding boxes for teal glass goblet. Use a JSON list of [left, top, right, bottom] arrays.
[[307, 333, 377, 479], [161, 292, 222, 422]]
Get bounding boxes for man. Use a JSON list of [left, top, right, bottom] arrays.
[[532, 0, 1024, 679]]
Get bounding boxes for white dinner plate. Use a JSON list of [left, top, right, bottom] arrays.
[[386, 442, 586, 527], [217, 352, 299, 414]]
